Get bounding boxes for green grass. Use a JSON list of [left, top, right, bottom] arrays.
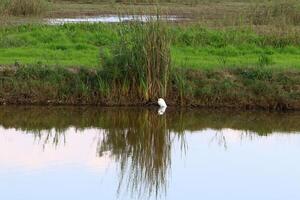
[[1, 23, 300, 69], [172, 46, 300, 69], [0, 47, 99, 66]]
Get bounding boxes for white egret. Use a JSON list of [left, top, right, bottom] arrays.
[[157, 98, 167, 107]]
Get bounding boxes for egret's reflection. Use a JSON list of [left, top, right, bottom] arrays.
[[158, 106, 167, 115]]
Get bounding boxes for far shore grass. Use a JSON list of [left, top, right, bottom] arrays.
[[1, 23, 300, 69]]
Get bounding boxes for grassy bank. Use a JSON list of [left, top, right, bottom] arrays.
[[0, 65, 299, 110], [1, 6, 300, 109], [1, 23, 300, 69]]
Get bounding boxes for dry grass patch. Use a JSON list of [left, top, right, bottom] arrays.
[[0, 0, 49, 16]]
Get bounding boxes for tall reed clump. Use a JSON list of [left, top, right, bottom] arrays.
[[0, 0, 49, 16], [101, 16, 171, 102]]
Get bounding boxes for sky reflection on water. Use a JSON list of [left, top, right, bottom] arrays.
[[0, 107, 299, 200]]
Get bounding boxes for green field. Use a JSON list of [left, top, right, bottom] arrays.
[[1, 23, 300, 69], [1, 0, 300, 70]]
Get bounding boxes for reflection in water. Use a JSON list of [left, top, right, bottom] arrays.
[[1, 106, 300, 135], [47, 15, 180, 25], [97, 110, 181, 198], [0, 106, 300, 199], [209, 130, 229, 150], [39, 129, 67, 150], [158, 107, 167, 115]]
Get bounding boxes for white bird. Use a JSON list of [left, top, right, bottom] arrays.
[[158, 98, 167, 108]]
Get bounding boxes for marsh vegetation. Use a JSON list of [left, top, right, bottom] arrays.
[[0, 0, 300, 109], [0, 0, 49, 16]]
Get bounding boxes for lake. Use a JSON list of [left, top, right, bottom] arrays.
[[0, 106, 299, 200]]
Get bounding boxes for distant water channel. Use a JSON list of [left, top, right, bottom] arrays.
[[0, 106, 300, 200], [47, 15, 181, 25]]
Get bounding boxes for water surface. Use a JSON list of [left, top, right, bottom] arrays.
[[47, 15, 180, 25], [0, 106, 300, 200]]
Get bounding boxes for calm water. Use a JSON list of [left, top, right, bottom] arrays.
[[47, 15, 180, 25], [0, 106, 300, 200]]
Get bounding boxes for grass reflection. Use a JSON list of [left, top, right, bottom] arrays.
[[0, 106, 300, 135], [0, 106, 300, 198], [97, 110, 182, 198]]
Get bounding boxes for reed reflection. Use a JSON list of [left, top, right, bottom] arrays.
[[1, 106, 300, 198], [0, 107, 186, 199], [97, 109, 184, 199]]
